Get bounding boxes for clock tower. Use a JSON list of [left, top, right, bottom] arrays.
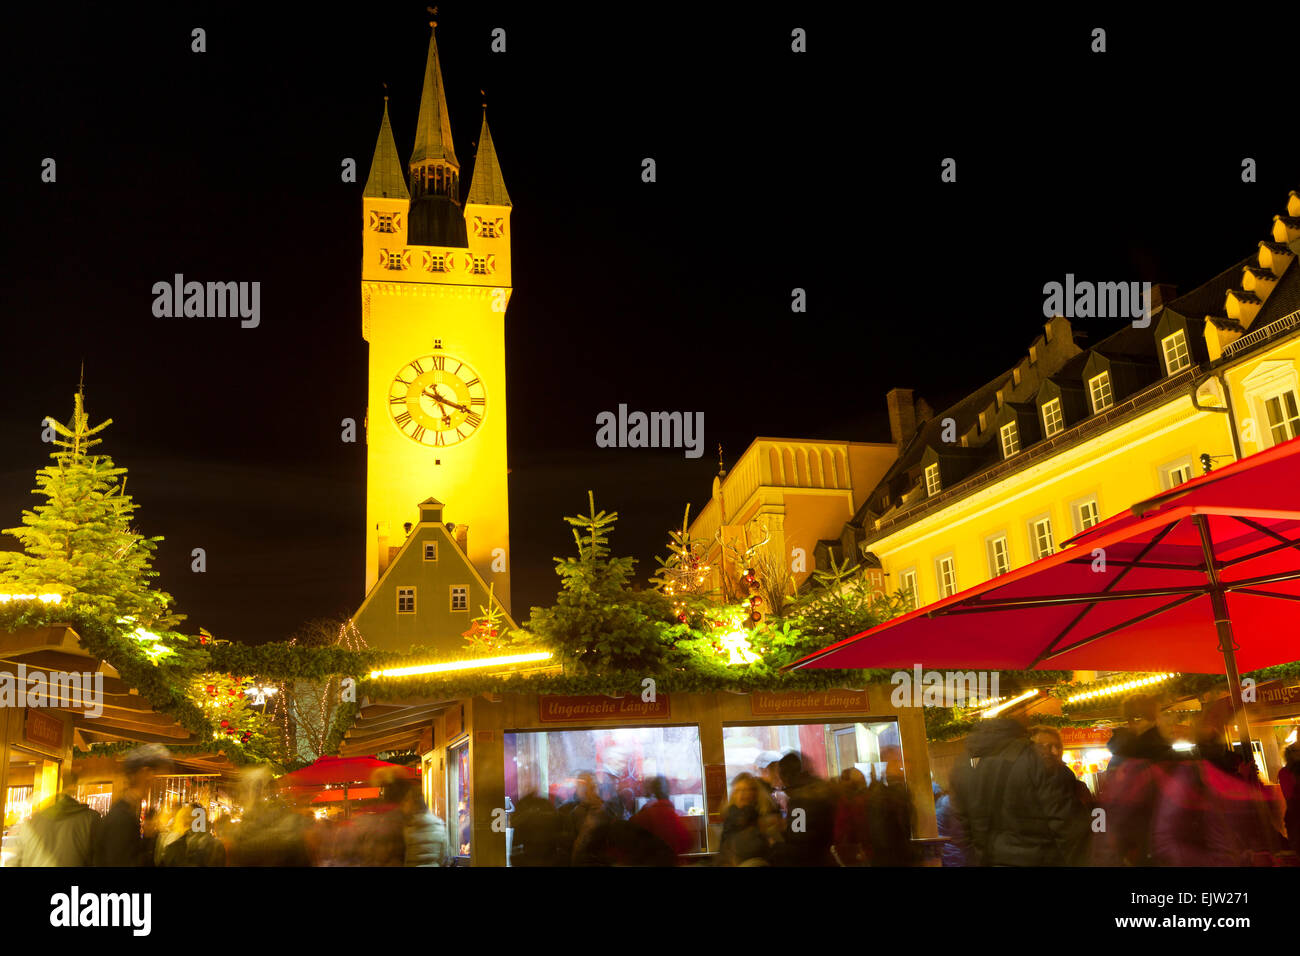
[[361, 23, 513, 613]]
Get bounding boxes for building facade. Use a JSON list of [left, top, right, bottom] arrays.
[[361, 26, 514, 616]]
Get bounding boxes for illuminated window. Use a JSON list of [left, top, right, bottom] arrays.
[[376, 212, 396, 234], [1030, 517, 1055, 559], [1264, 390, 1300, 444], [936, 556, 957, 598], [450, 586, 469, 611], [397, 587, 416, 614], [1162, 460, 1194, 489], [899, 569, 918, 609], [924, 463, 941, 497], [987, 535, 1011, 577], [427, 254, 446, 273], [1161, 330, 1190, 375], [477, 218, 497, 238], [999, 422, 1020, 458], [472, 257, 488, 275], [1088, 373, 1113, 414], [1075, 498, 1100, 531], [386, 251, 404, 271], [1042, 398, 1064, 437], [423, 541, 438, 562]]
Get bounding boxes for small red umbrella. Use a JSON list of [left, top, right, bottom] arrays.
[[277, 755, 416, 789], [788, 436, 1300, 755]]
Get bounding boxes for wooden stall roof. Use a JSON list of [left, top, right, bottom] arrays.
[[1, 624, 242, 776]]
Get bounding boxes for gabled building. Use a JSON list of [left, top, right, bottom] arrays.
[[352, 498, 516, 655]]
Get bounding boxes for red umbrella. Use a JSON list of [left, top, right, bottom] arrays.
[[788, 436, 1300, 754], [277, 755, 417, 793]]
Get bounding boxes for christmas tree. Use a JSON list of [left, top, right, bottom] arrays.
[[0, 387, 180, 631]]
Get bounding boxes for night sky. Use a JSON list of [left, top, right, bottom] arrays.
[[1, 5, 1295, 643]]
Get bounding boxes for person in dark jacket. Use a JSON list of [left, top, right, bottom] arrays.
[[1280, 743, 1300, 856], [160, 803, 227, 866], [770, 752, 837, 866], [718, 773, 777, 865], [1095, 695, 1178, 865], [11, 770, 98, 867], [1030, 726, 1093, 864], [510, 792, 562, 866], [628, 776, 691, 863], [92, 744, 172, 867], [865, 755, 918, 866], [949, 717, 1086, 866]]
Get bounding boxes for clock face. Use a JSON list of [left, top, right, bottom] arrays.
[[388, 354, 486, 446]]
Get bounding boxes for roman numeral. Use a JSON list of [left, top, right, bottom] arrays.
[[456, 427, 468, 439], [466, 412, 482, 428], [434, 432, 445, 446], [411, 424, 426, 442], [430, 355, 445, 370], [470, 397, 485, 406], [389, 395, 406, 405], [452, 362, 463, 375], [465, 377, 479, 387], [407, 359, 424, 376], [394, 411, 412, 428]]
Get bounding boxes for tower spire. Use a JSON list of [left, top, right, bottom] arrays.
[[466, 103, 511, 207], [410, 18, 459, 177], [363, 90, 410, 200]]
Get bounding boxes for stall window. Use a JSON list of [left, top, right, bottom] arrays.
[[722, 720, 903, 791], [449, 741, 471, 859], [503, 726, 706, 864]]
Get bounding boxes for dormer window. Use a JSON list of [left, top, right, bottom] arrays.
[[1042, 398, 1064, 437], [376, 212, 396, 233], [386, 251, 404, 271], [472, 256, 489, 275], [427, 254, 446, 273], [1088, 372, 1113, 414], [1161, 330, 1190, 375], [924, 463, 941, 497], [999, 421, 1020, 458]]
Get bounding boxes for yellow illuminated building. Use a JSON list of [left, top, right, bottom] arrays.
[[843, 189, 1300, 695], [361, 25, 513, 614], [688, 438, 897, 600]]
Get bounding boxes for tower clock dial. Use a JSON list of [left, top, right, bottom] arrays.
[[388, 354, 487, 446]]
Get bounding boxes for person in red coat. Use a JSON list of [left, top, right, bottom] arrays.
[[629, 776, 692, 862]]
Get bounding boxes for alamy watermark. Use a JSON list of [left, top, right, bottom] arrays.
[[1042, 275, 1152, 329], [151, 274, 260, 328], [890, 665, 1000, 708], [595, 404, 704, 459], [0, 663, 104, 717]]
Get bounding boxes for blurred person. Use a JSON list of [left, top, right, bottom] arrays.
[[10, 769, 97, 867], [92, 744, 172, 867], [399, 781, 449, 866], [510, 791, 561, 867], [718, 773, 775, 866], [1030, 725, 1093, 865], [628, 775, 691, 863], [140, 808, 162, 867], [932, 779, 966, 867], [1280, 743, 1300, 856], [866, 751, 918, 866], [161, 803, 226, 866], [833, 768, 870, 865], [1094, 697, 1179, 866], [155, 805, 186, 865], [770, 752, 837, 866], [227, 766, 312, 866], [754, 752, 788, 816], [949, 717, 1086, 866], [567, 771, 616, 865], [1151, 711, 1282, 866]]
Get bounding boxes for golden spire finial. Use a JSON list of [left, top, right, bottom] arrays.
[[382, 81, 388, 104], [481, 88, 487, 110], [428, 5, 438, 28]]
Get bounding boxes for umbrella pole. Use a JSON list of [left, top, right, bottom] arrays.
[[1194, 516, 1255, 762]]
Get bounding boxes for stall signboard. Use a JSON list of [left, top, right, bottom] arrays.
[[25, 709, 65, 751], [1246, 679, 1300, 717], [1058, 727, 1115, 748], [750, 689, 869, 716], [538, 694, 671, 723]]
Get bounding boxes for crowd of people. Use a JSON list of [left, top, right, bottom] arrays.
[[8, 700, 1299, 867], [7, 746, 449, 868], [941, 695, 1300, 866]]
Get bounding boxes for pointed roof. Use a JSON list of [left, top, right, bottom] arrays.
[[466, 111, 511, 207], [410, 29, 459, 170], [363, 99, 409, 200]]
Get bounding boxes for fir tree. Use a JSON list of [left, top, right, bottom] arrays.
[[524, 492, 679, 674], [0, 389, 180, 630]]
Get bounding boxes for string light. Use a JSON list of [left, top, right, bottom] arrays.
[[0, 593, 63, 604], [1064, 672, 1177, 705], [980, 689, 1040, 718], [369, 651, 553, 678]]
